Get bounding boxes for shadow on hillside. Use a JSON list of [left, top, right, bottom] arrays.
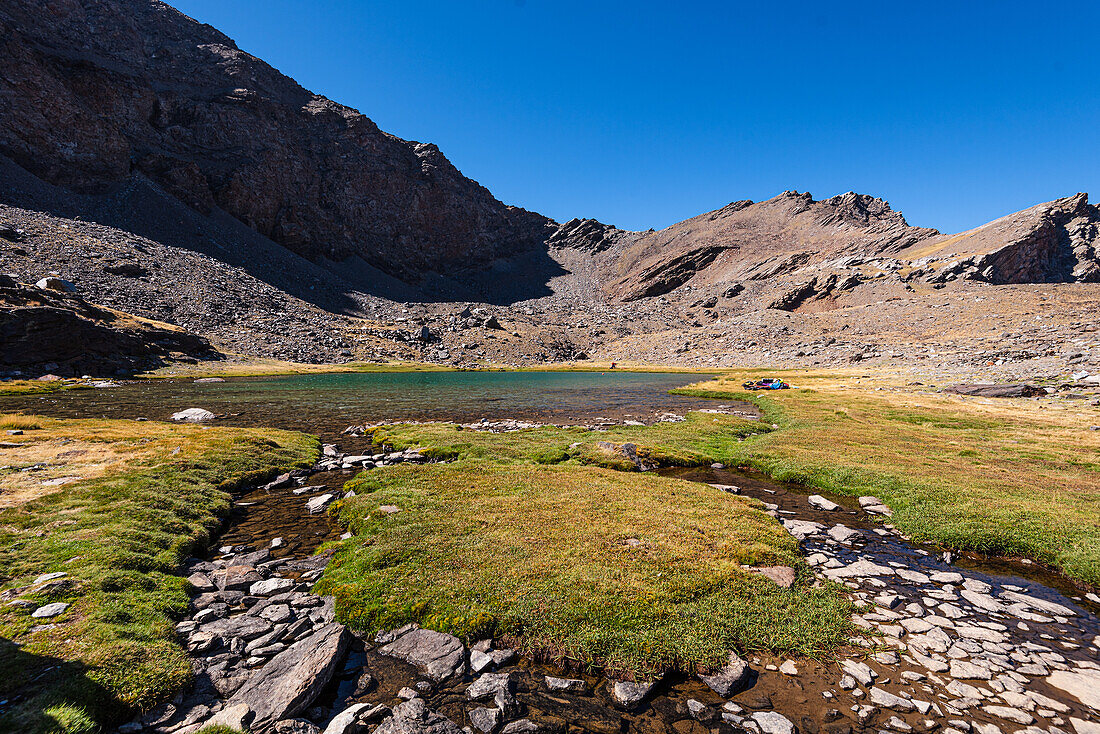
[[1, 156, 565, 309], [0, 636, 121, 733]]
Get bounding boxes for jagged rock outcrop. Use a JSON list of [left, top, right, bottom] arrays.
[[547, 218, 623, 253], [0, 0, 554, 280], [610, 191, 940, 300], [0, 277, 220, 375], [900, 193, 1100, 285]]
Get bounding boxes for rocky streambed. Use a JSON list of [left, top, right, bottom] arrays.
[[118, 442, 1100, 734]]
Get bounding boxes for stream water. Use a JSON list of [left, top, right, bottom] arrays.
[[7, 371, 1100, 731]]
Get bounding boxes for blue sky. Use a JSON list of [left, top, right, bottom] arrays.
[[173, 0, 1100, 234]]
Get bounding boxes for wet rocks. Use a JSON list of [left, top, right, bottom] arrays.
[[380, 627, 465, 681], [467, 706, 502, 733], [699, 651, 750, 697], [1047, 669, 1100, 710], [544, 676, 587, 693], [808, 494, 840, 511], [227, 622, 349, 731], [374, 699, 463, 734], [609, 679, 657, 708]]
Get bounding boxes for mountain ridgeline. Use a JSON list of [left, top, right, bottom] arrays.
[[1, 0, 1100, 375]]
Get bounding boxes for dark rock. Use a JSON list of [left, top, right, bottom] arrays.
[[945, 383, 1044, 398]]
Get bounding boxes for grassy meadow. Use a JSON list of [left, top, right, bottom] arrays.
[[318, 461, 852, 678], [0, 416, 318, 734]]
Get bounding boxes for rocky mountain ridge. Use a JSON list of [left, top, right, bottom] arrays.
[[0, 0, 554, 280], [1, 0, 1099, 379]]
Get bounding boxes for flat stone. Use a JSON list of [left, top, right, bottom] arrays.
[[808, 495, 840, 511], [250, 577, 295, 596], [930, 571, 964, 584], [982, 705, 1033, 724], [827, 524, 859, 543], [381, 627, 465, 682], [1047, 668, 1100, 711], [869, 686, 915, 711], [1070, 718, 1100, 734], [32, 571, 68, 585], [544, 676, 587, 693], [501, 721, 538, 734], [743, 565, 796, 588], [305, 493, 336, 513], [824, 559, 895, 578], [171, 408, 215, 422], [1000, 590, 1076, 616], [840, 660, 877, 686], [781, 519, 824, 539], [950, 660, 992, 680], [750, 711, 795, 734], [30, 602, 69, 618], [260, 603, 294, 624], [699, 651, 750, 697], [322, 703, 373, 734], [225, 622, 349, 731]]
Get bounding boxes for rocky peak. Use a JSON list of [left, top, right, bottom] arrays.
[[0, 0, 554, 280], [547, 218, 623, 252]]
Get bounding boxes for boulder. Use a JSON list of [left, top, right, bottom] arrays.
[[226, 622, 349, 731], [30, 602, 69, 618], [380, 627, 465, 681], [467, 707, 501, 733], [742, 565, 796, 588], [610, 679, 656, 708], [945, 383, 1044, 398], [699, 651, 750, 697], [171, 407, 216, 422], [35, 276, 76, 292]]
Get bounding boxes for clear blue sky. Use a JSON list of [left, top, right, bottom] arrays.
[[173, 0, 1100, 234]]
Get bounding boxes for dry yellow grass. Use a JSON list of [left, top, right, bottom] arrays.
[[675, 369, 1100, 584]]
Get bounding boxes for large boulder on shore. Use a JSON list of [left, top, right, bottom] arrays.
[[226, 622, 349, 731]]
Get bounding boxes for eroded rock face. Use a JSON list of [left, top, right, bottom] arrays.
[[0, 0, 554, 280]]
